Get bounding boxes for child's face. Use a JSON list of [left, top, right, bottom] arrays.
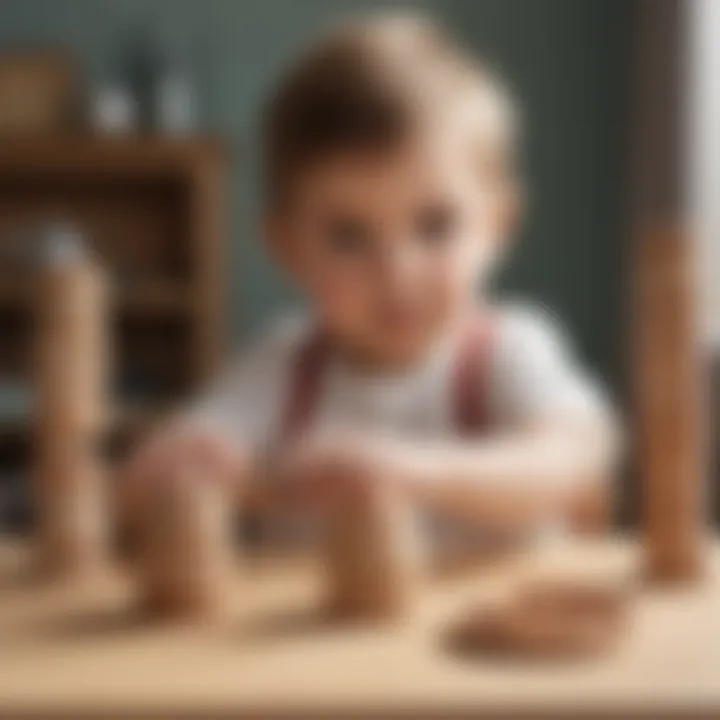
[[272, 134, 513, 366]]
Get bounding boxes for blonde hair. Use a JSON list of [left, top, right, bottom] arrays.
[[263, 13, 520, 207]]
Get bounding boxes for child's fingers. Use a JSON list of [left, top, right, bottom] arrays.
[[262, 432, 386, 512], [120, 427, 190, 507], [188, 433, 243, 483]]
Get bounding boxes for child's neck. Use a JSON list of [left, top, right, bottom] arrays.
[[328, 304, 486, 376]]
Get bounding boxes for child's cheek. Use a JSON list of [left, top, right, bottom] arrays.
[[432, 262, 470, 315], [312, 264, 367, 320], [430, 241, 481, 306]]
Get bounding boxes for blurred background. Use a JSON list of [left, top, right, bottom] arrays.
[[0, 0, 713, 533]]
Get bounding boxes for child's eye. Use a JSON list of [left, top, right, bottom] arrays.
[[324, 216, 372, 255], [416, 203, 458, 246]]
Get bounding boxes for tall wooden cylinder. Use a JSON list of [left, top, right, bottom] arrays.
[[637, 227, 705, 583], [324, 488, 424, 621], [139, 471, 234, 620], [34, 250, 109, 579]]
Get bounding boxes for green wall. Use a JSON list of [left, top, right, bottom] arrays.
[[0, 0, 633, 392]]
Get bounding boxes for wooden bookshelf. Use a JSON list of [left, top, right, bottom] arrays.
[[0, 136, 228, 528]]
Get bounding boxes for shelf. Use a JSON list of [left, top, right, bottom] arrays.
[[0, 134, 225, 477], [115, 283, 193, 314], [0, 276, 33, 308], [0, 276, 192, 314], [0, 135, 225, 181], [0, 418, 30, 442]]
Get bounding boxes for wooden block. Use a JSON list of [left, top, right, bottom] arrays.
[[138, 471, 235, 621], [323, 488, 424, 622], [636, 226, 705, 584], [35, 459, 107, 579], [447, 555, 636, 660], [450, 581, 633, 660], [33, 255, 110, 580]]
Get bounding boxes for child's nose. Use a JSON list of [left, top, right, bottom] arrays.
[[377, 241, 425, 292]]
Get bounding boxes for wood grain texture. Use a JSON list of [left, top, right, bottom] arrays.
[[2, 537, 719, 719], [636, 227, 705, 583], [33, 258, 109, 578]]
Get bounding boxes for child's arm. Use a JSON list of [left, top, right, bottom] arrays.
[[271, 400, 618, 530], [305, 309, 621, 531], [389, 412, 618, 531], [396, 309, 620, 530], [119, 317, 305, 511]]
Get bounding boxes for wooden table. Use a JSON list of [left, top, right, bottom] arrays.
[[0, 537, 719, 718]]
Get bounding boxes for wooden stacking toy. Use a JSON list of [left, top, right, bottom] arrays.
[[138, 469, 234, 620], [637, 227, 705, 583], [323, 486, 424, 621], [34, 227, 109, 580], [448, 574, 633, 660]]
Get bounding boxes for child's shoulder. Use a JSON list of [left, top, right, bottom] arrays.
[[252, 311, 314, 351], [485, 301, 608, 422], [490, 300, 572, 355], [231, 311, 316, 373]]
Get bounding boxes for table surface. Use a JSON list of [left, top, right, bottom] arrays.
[[0, 536, 719, 718]]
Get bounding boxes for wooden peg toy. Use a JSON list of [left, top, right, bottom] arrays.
[[448, 575, 634, 660], [637, 227, 705, 583], [138, 470, 235, 621], [33, 229, 110, 580], [324, 486, 424, 622]]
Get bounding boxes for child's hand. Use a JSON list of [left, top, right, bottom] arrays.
[[268, 432, 402, 509], [120, 423, 245, 519]]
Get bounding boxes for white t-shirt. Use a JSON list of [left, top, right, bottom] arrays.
[[187, 303, 609, 447]]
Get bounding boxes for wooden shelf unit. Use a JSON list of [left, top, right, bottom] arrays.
[[0, 136, 228, 526]]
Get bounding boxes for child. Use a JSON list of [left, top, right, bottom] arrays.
[[124, 15, 618, 572]]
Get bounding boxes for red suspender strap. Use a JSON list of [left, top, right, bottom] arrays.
[[247, 328, 330, 550], [452, 314, 495, 435], [281, 328, 331, 439], [283, 316, 494, 438]]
